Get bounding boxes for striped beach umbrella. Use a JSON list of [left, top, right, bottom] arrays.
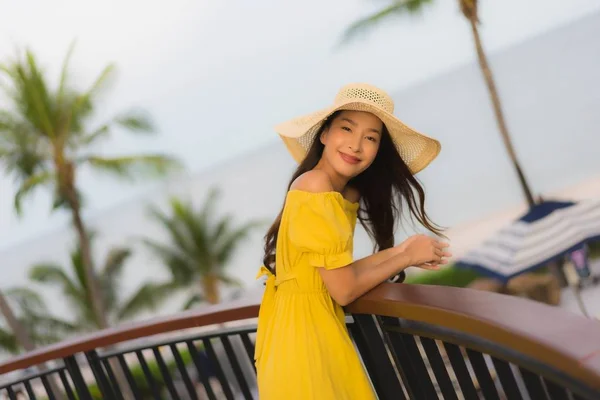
[[455, 198, 600, 282]]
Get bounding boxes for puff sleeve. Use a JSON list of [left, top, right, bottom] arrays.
[[287, 191, 354, 270]]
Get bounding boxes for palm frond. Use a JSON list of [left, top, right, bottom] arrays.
[[24, 314, 80, 343], [56, 41, 77, 108], [77, 124, 110, 146], [0, 119, 48, 179], [148, 201, 200, 260], [28, 264, 84, 306], [100, 247, 131, 311], [0, 328, 19, 354], [340, 0, 434, 44], [141, 238, 195, 284], [182, 293, 204, 310], [51, 185, 84, 212], [171, 198, 213, 268], [198, 187, 220, 222], [215, 221, 262, 266], [1, 50, 56, 138], [209, 215, 233, 245], [101, 247, 131, 281], [83, 154, 181, 180], [86, 64, 116, 99], [14, 170, 54, 215], [61, 63, 114, 137], [3, 287, 46, 315], [1, 288, 79, 347], [114, 110, 155, 133], [117, 281, 178, 321], [216, 274, 243, 288], [0, 110, 19, 133], [24, 50, 55, 137], [74, 109, 154, 149]]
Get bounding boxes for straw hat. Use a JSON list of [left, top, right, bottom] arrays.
[[275, 83, 441, 174]]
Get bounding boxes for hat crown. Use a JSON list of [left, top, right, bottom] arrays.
[[334, 83, 394, 114]]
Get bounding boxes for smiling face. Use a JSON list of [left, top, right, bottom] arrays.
[[318, 110, 383, 180]]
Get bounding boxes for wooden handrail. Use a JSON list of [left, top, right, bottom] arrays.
[[0, 300, 260, 374], [346, 283, 600, 390], [1, 283, 599, 391]]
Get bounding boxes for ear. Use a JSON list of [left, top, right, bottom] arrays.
[[319, 125, 329, 145]]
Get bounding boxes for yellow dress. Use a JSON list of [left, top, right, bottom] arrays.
[[254, 190, 376, 400]]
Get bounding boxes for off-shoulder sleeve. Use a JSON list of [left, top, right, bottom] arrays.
[[286, 191, 353, 270]]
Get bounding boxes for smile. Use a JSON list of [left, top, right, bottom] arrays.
[[339, 152, 361, 165]]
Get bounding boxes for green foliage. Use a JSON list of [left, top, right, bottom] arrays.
[[0, 327, 18, 354], [27, 236, 173, 333], [143, 188, 264, 307], [588, 240, 600, 259], [406, 241, 600, 289], [405, 265, 482, 287], [0, 43, 182, 215], [0, 287, 78, 354], [340, 0, 435, 44]]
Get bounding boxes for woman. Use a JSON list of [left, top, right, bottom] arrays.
[[254, 83, 450, 399]]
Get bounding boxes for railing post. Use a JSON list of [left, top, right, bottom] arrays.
[[349, 314, 405, 400], [221, 335, 254, 399], [63, 355, 93, 400], [380, 317, 438, 399], [86, 350, 119, 400]]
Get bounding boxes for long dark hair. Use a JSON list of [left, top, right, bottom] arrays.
[[263, 111, 443, 281]]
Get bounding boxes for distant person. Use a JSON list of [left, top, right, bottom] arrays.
[[254, 83, 450, 399]]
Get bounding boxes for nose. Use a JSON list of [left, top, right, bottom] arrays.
[[348, 133, 362, 153]]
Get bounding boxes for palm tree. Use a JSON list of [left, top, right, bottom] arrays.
[[24, 237, 171, 400], [143, 189, 262, 307], [343, 0, 536, 206], [0, 288, 75, 399], [0, 287, 77, 354], [0, 43, 181, 331], [28, 238, 174, 330]]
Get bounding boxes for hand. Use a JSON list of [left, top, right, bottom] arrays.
[[397, 234, 451, 270]]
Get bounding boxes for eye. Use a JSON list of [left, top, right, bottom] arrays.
[[366, 136, 378, 142], [341, 126, 352, 132]]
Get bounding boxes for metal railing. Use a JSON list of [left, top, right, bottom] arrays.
[[1, 283, 599, 399]]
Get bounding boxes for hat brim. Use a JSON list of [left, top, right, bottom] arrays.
[[274, 100, 441, 174]]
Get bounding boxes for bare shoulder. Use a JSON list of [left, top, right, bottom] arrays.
[[290, 170, 334, 193]]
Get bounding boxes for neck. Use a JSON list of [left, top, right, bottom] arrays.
[[314, 158, 348, 192]]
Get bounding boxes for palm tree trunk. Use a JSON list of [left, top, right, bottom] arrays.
[[202, 275, 220, 305], [65, 189, 135, 400], [467, 16, 536, 207], [64, 186, 109, 329], [0, 290, 34, 351], [0, 290, 65, 399]]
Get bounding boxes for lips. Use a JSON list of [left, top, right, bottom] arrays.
[[339, 152, 361, 165]]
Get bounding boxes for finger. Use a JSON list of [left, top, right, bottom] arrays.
[[425, 257, 442, 266], [434, 241, 450, 249], [418, 263, 441, 270], [435, 249, 452, 258], [425, 257, 450, 267]]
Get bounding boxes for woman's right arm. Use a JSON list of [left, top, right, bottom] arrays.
[[289, 170, 450, 306], [319, 235, 449, 306]]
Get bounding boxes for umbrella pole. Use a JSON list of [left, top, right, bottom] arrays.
[[562, 258, 591, 318], [571, 282, 590, 318]]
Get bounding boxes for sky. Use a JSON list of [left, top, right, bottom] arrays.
[[1, 0, 600, 251]]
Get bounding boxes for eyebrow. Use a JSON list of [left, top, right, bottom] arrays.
[[341, 117, 381, 135]]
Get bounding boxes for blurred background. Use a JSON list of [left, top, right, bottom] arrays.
[[1, 0, 599, 361]]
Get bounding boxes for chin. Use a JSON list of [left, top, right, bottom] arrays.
[[333, 163, 364, 179]]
